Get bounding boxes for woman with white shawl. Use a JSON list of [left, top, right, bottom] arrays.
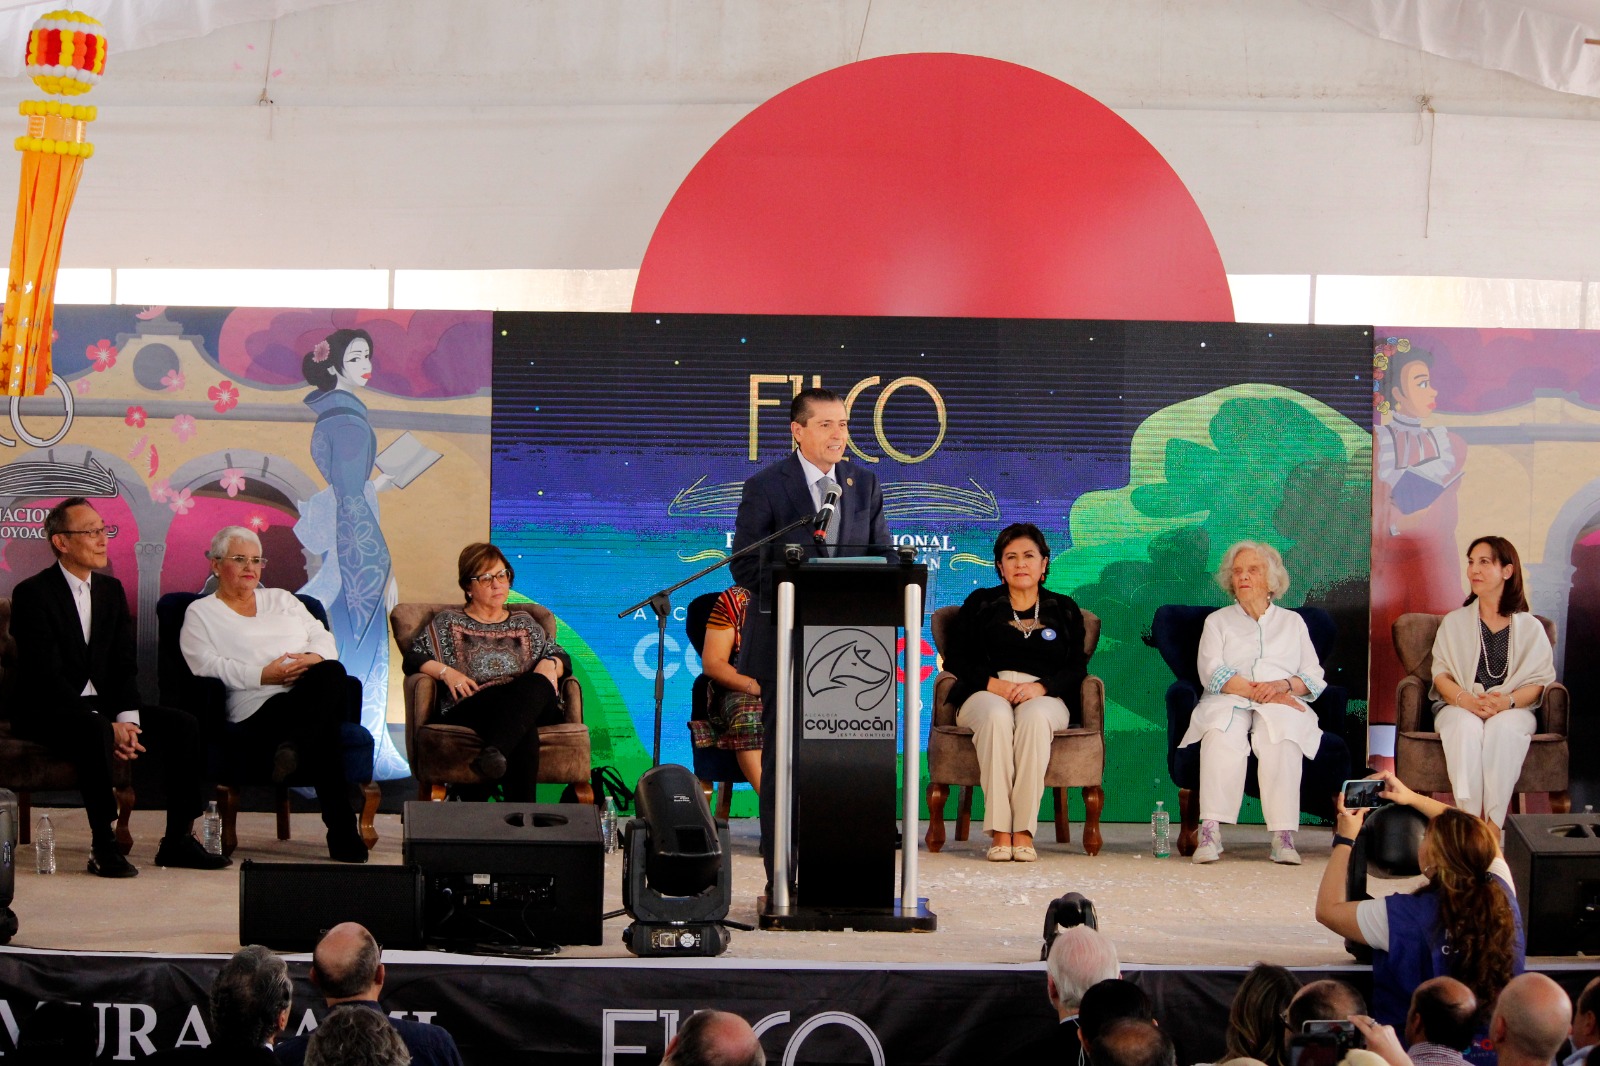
[[1428, 535, 1555, 828]]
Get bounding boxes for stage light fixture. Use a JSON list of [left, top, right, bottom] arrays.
[[1039, 891, 1097, 960], [621, 763, 733, 957]]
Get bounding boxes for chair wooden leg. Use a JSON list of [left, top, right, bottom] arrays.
[[275, 786, 292, 841], [17, 791, 31, 846], [359, 783, 380, 850], [574, 783, 595, 804], [1551, 789, 1572, 814], [1053, 788, 1071, 844], [1178, 787, 1200, 857], [715, 782, 733, 822], [1082, 786, 1104, 856], [216, 785, 240, 857], [926, 783, 948, 852], [427, 783, 446, 802], [113, 785, 135, 855], [956, 786, 974, 842]]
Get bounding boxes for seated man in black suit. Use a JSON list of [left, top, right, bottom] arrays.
[[275, 922, 464, 1066], [9, 496, 228, 877]]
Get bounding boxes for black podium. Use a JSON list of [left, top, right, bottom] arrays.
[[760, 553, 936, 932]]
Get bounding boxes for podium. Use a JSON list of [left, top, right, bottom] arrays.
[[760, 553, 936, 931]]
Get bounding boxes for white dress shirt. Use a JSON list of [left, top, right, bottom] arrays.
[[59, 562, 140, 726]]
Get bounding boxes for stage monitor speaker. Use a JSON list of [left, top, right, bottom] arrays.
[[402, 801, 604, 946], [1504, 813, 1600, 956], [239, 861, 425, 951]]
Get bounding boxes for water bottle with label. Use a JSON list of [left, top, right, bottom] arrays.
[[601, 796, 618, 854], [202, 800, 223, 856], [1151, 800, 1171, 858], [34, 813, 55, 875]]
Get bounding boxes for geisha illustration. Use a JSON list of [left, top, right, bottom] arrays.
[[296, 328, 412, 778]]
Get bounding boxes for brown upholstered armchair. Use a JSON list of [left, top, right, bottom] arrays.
[[390, 602, 594, 803], [1393, 612, 1570, 812], [925, 604, 1106, 855], [0, 597, 134, 851]]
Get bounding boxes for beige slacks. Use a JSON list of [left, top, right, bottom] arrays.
[[956, 671, 1070, 836], [1435, 704, 1534, 827]]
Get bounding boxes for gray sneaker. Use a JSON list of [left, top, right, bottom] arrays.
[[1270, 830, 1301, 865], [1192, 820, 1222, 864]]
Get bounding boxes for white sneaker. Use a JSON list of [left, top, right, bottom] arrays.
[[1192, 820, 1222, 864], [1270, 830, 1301, 865]]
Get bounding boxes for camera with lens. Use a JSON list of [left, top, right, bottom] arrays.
[[1038, 892, 1097, 961], [1289, 1020, 1364, 1066]]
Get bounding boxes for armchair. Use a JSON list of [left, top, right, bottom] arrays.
[[925, 603, 1107, 855]]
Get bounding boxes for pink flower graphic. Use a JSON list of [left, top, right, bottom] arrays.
[[168, 488, 195, 516], [311, 340, 331, 363], [124, 406, 147, 428], [219, 468, 246, 497], [150, 478, 173, 503], [208, 379, 240, 414], [148, 445, 160, 478], [125, 434, 148, 460], [161, 369, 186, 391], [171, 414, 197, 443], [72, 377, 90, 396], [86, 339, 117, 372], [248, 513, 271, 532]]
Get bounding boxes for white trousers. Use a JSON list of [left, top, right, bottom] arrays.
[[1434, 705, 1534, 827], [1197, 712, 1306, 832], [956, 673, 1070, 836]]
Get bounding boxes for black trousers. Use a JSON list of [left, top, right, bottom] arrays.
[[237, 660, 355, 832], [13, 698, 204, 847], [440, 669, 562, 802]]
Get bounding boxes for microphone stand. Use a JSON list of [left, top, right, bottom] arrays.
[[618, 511, 821, 768]]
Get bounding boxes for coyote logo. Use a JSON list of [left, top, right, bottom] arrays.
[[806, 629, 893, 711]]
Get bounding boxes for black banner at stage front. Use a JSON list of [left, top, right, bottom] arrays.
[[0, 950, 1595, 1064]]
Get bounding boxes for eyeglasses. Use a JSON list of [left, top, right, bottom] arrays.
[[59, 525, 118, 539], [221, 555, 268, 567], [469, 568, 511, 585]]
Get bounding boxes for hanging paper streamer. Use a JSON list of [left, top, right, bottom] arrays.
[[1, 10, 105, 396]]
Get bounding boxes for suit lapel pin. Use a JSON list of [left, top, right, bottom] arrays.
[[847, 478, 854, 487]]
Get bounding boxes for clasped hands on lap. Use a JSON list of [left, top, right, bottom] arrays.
[[1222, 673, 1308, 710], [258, 651, 325, 687], [985, 676, 1047, 705]]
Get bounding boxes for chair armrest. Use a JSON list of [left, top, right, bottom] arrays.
[[1395, 675, 1429, 732], [560, 676, 583, 725], [1539, 680, 1568, 737], [1078, 675, 1105, 733], [932, 671, 958, 727]]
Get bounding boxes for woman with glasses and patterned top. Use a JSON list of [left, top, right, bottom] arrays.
[[1427, 535, 1554, 828], [946, 522, 1087, 862], [401, 543, 569, 801], [179, 525, 368, 862]]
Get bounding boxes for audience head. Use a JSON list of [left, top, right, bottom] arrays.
[[312, 922, 384, 1002], [1217, 540, 1290, 601], [14, 1001, 97, 1066], [1224, 962, 1300, 1066], [661, 1010, 764, 1066], [305, 1004, 410, 1066], [1285, 980, 1366, 1059], [1572, 977, 1600, 1051], [1418, 807, 1516, 1018], [1079, 979, 1154, 1044], [1046, 924, 1120, 1017], [1490, 973, 1571, 1065], [1404, 976, 1477, 1052], [210, 944, 293, 1050], [1090, 1018, 1175, 1066]]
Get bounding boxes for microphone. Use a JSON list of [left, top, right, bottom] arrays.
[[813, 483, 841, 542]]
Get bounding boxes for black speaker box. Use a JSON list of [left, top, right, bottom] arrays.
[[239, 861, 425, 951], [403, 801, 604, 946], [1504, 813, 1600, 956]]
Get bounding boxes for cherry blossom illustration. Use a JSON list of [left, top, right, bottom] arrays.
[[86, 339, 117, 372], [167, 487, 195, 515], [125, 434, 147, 460], [124, 406, 147, 428], [219, 468, 246, 497], [248, 513, 271, 532], [171, 414, 197, 443], [150, 478, 173, 503], [161, 368, 186, 391], [208, 379, 240, 414]]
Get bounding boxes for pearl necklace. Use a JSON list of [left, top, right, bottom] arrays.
[[1477, 617, 1509, 683]]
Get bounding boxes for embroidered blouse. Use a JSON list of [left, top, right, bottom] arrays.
[[405, 609, 567, 712]]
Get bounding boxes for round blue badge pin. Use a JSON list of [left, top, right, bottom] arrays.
[[1041, 628, 1057, 641]]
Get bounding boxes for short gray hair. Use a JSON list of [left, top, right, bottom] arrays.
[[210, 945, 292, 1050], [1047, 925, 1121, 1011], [1216, 540, 1291, 600], [305, 1004, 410, 1066], [207, 525, 262, 560]]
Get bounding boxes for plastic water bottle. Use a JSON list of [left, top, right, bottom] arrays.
[[1151, 800, 1170, 858], [601, 796, 618, 854], [202, 800, 223, 856], [34, 814, 55, 875]]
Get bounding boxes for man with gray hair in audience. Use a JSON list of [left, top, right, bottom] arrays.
[[1013, 924, 1120, 1065], [305, 1005, 410, 1066], [1489, 974, 1572, 1066], [151, 945, 292, 1064], [660, 1010, 763, 1066]]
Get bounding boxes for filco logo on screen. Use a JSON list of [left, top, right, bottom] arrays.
[[603, 1008, 886, 1065], [747, 374, 946, 464]]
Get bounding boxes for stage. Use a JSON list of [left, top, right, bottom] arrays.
[[1, 807, 1594, 1064]]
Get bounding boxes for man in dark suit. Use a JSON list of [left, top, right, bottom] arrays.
[[274, 922, 464, 1066], [10, 496, 227, 877], [730, 388, 891, 890], [150, 945, 290, 1064]]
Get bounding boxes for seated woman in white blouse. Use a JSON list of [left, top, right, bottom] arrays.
[[178, 525, 368, 863], [1181, 540, 1328, 866]]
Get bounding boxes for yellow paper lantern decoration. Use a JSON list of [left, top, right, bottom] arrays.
[[1, 10, 105, 396]]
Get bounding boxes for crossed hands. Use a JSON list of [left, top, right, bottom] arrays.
[[259, 651, 324, 686], [111, 721, 145, 762], [986, 677, 1046, 705], [1454, 688, 1512, 720], [1248, 678, 1306, 710]]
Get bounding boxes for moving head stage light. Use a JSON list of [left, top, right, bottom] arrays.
[[622, 764, 732, 957]]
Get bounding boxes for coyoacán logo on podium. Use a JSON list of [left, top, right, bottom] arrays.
[[800, 626, 897, 740]]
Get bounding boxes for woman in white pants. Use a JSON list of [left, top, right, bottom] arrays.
[[1181, 540, 1328, 866], [948, 523, 1088, 862], [1428, 536, 1554, 828]]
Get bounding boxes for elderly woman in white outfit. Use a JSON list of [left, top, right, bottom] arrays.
[[1428, 535, 1553, 828], [1182, 540, 1327, 865]]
